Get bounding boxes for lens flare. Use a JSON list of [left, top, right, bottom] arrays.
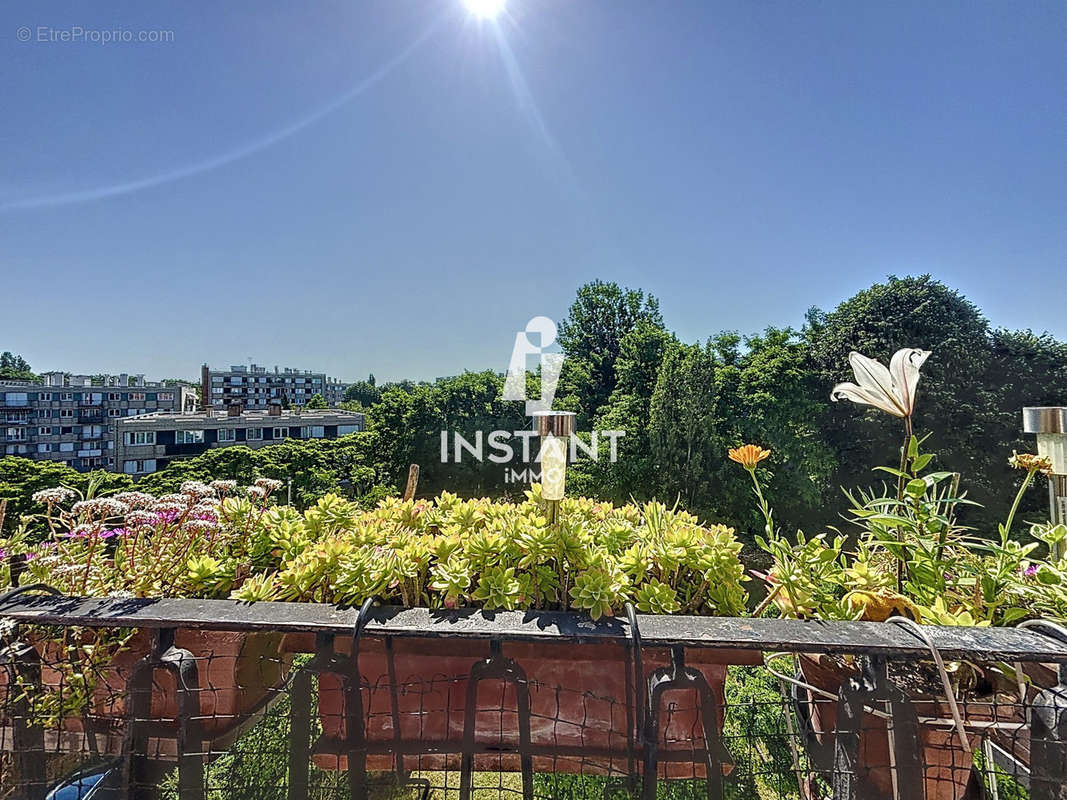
[[464, 0, 505, 20]]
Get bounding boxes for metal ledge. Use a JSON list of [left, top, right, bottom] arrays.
[[2, 595, 1067, 661]]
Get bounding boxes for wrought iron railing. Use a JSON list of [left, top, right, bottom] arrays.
[[1, 589, 1066, 799]]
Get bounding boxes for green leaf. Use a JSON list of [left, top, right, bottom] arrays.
[[905, 479, 927, 498], [911, 453, 934, 472], [1037, 566, 1061, 586], [1000, 608, 1030, 626], [873, 466, 912, 479], [924, 472, 956, 484]]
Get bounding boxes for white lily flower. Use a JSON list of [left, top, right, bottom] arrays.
[[831, 348, 931, 418]]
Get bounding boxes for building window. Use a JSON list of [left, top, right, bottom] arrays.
[[175, 430, 205, 444], [301, 426, 325, 439], [61, 426, 73, 435], [38, 426, 51, 436], [59, 409, 74, 419], [108, 409, 122, 417], [7, 428, 25, 441], [159, 392, 173, 401], [38, 443, 52, 453], [124, 431, 156, 446], [59, 442, 74, 452], [123, 459, 156, 475], [272, 427, 288, 440], [217, 429, 236, 442], [129, 393, 145, 401], [61, 393, 74, 401], [4, 393, 29, 405], [39, 393, 52, 401], [338, 424, 362, 435], [108, 393, 121, 401], [246, 428, 263, 441]]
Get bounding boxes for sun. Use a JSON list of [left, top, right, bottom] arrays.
[[464, 0, 506, 20]]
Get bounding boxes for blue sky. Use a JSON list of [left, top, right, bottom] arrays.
[[2, 0, 1065, 382]]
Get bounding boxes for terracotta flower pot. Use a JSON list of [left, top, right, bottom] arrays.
[[2, 629, 289, 753], [283, 634, 761, 777], [798, 653, 990, 800]]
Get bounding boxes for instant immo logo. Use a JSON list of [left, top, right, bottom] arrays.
[[502, 316, 564, 414], [440, 317, 625, 483]]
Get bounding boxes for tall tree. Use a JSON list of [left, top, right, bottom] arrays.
[[345, 380, 382, 408], [806, 275, 1005, 526], [648, 341, 721, 510], [557, 281, 664, 424], [0, 351, 36, 381], [580, 321, 678, 502]]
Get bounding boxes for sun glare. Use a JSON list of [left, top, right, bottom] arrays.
[[464, 0, 506, 20]]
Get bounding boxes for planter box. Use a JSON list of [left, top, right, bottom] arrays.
[[799, 654, 996, 800], [2, 629, 288, 752], [284, 633, 762, 777]]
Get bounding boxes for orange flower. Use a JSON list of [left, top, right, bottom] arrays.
[[728, 444, 771, 470], [1009, 451, 1053, 476]]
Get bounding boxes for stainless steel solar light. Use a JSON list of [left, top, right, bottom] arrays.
[[532, 411, 576, 524], [1023, 407, 1067, 530]]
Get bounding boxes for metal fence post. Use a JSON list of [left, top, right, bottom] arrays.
[[459, 638, 534, 800], [7, 642, 47, 800], [1030, 663, 1067, 800], [831, 656, 922, 800], [642, 644, 729, 800], [120, 628, 204, 800]]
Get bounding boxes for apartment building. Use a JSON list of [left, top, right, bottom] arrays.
[[114, 404, 365, 475], [201, 364, 351, 409], [1, 373, 197, 471]]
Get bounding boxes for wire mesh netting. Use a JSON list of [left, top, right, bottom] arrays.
[[0, 620, 1054, 799]]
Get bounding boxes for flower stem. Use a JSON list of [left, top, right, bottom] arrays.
[[748, 468, 773, 539], [1002, 468, 1037, 547], [894, 416, 914, 593]]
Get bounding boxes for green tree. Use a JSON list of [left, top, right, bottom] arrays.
[[806, 275, 1005, 527], [557, 281, 664, 424], [138, 434, 391, 509], [0, 458, 133, 536], [984, 329, 1067, 520], [649, 341, 721, 510], [304, 393, 328, 409], [713, 328, 837, 536], [367, 371, 528, 498], [578, 321, 677, 502], [344, 380, 382, 408], [0, 351, 37, 381]]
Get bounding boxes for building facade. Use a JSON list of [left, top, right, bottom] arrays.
[[113, 405, 365, 475], [1, 373, 197, 472], [201, 364, 351, 409]]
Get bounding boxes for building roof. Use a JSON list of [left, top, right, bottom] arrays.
[[117, 408, 364, 426]]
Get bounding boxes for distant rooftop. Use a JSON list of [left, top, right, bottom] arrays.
[[203, 363, 350, 382], [9, 372, 192, 389], [117, 408, 364, 425]]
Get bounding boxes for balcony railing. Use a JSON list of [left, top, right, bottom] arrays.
[[1, 590, 1066, 799]]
